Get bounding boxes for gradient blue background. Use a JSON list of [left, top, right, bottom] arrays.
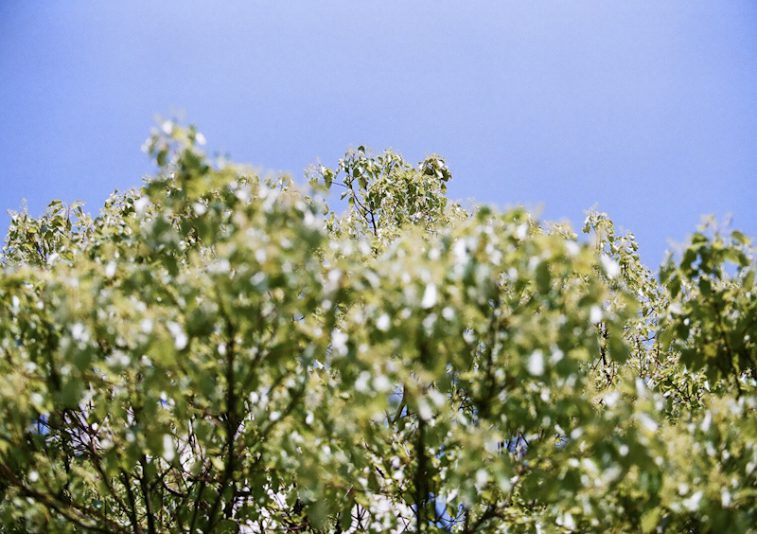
[[1, 1, 756, 266]]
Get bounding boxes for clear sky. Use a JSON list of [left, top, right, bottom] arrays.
[[1, 1, 756, 266]]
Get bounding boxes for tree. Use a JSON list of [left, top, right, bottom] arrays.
[[0, 122, 754, 533]]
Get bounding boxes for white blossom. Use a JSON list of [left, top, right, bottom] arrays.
[[600, 254, 621, 279], [167, 322, 188, 350], [162, 434, 175, 462], [527, 350, 545, 376], [421, 283, 438, 309]]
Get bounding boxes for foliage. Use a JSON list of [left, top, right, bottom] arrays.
[[0, 122, 754, 533]]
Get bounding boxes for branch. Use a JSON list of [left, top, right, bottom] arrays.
[[0, 463, 128, 533], [138, 456, 157, 534], [120, 470, 142, 534], [203, 299, 241, 532]]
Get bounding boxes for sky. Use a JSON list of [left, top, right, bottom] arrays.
[[1, 1, 756, 267]]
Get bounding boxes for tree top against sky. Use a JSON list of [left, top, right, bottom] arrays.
[[1, 1, 756, 266]]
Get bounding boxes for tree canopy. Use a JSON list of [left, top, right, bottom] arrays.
[[0, 122, 755, 533]]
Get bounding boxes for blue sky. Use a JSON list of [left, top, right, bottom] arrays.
[[1, 1, 756, 266]]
